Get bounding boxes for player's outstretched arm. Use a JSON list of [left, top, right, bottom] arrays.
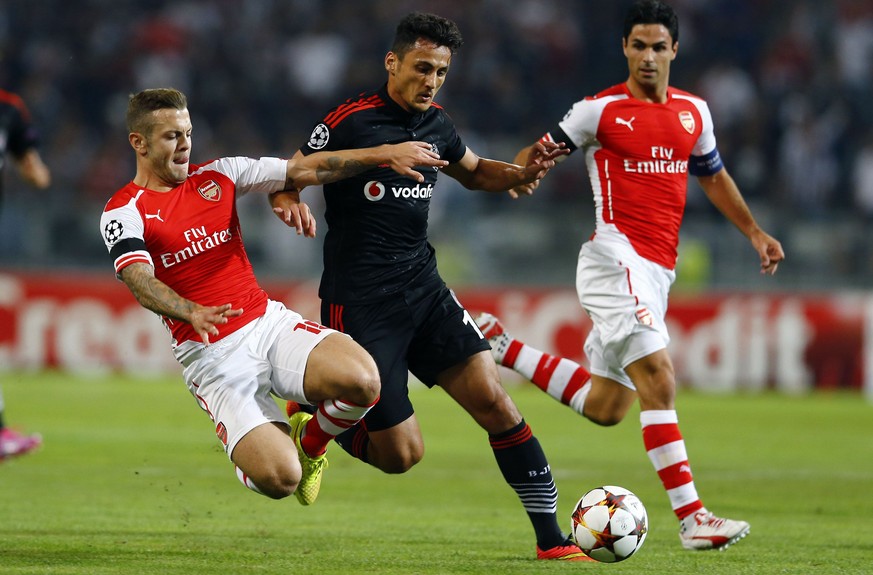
[[508, 143, 539, 199], [698, 168, 785, 275], [285, 141, 448, 190], [507, 141, 571, 198], [120, 262, 243, 345], [443, 141, 567, 195]]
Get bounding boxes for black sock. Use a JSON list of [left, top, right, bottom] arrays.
[[490, 419, 566, 549], [335, 424, 370, 464]]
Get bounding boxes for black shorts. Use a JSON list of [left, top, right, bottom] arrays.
[[321, 280, 491, 432]]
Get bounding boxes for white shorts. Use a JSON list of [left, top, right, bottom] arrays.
[[576, 240, 674, 389], [174, 300, 336, 459]]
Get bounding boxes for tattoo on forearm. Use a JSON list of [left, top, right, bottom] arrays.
[[286, 153, 375, 189], [315, 156, 368, 184], [123, 264, 193, 321]]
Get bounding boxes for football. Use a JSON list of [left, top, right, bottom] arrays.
[[570, 485, 648, 562]]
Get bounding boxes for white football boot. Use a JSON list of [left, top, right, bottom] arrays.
[[679, 509, 750, 550]]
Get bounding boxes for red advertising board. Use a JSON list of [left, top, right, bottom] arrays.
[[0, 271, 868, 395]]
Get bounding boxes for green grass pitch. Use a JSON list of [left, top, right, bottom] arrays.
[[1, 370, 871, 574]]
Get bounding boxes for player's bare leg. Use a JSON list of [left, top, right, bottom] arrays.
[[583, 376, 637, 425], [231, 421, 301, 499], [475, 312, 635, 425], [361, 416, 425, 474], [439, 352, 590, 561], [626, 350, 750, 550], [290, 333, 381, 504]]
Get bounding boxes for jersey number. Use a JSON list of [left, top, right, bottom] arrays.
[[294, 320, 326, 335], [462, 309, 485, 340]]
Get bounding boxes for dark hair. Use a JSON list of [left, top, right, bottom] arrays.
[[392, 12, 464, 58], [623, 0, 679, 43], [126, 88, 188, 134]]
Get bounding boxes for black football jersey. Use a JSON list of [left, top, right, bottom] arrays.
[[0, 89, 41, 198], [300, 84, 466, 304]]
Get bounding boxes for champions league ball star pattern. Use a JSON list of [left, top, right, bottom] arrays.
[[571, 485, 648, 562], [103, 220, 123, 244], [308, 123, 330, 149]]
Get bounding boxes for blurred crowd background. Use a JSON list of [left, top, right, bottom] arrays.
[[1, 0, 871, 291]]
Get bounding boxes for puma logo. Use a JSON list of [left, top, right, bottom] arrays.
[[615, 116, 636, 131], [145, 210, 164, 222]]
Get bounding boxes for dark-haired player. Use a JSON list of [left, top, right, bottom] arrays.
[[477, 0, 783, 551], [274, 11, 585, 561]]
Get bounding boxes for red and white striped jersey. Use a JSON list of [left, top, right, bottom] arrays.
[[545, 83, 723, 270], [99, 156, 286, 346]]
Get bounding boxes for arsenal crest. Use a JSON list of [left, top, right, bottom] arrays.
[[678, 111, 695, 134], [198, 180, 222, 201]]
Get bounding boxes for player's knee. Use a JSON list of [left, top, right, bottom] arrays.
[[583, 400, 630, 427], [342, 354, 381, 406], [471, 386, 521, 432], [373, 442, 424, 474], [358, 359, 381, 402], [585, 409, 625, 427], [253, 463, 302, 499], [380, 452, 422, 474]]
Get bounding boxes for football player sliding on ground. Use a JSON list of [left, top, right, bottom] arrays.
[[101, 87, 447, 507]]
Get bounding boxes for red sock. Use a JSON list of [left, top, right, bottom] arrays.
[[502, 339, 591, 414], [640, 410, 704, 520], [301, 397, 377, 457]]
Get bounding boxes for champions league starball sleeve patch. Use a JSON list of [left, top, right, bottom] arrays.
[[307, 123, 330, 150], [103, 219, 123, 244]]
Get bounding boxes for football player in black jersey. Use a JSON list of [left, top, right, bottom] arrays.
[[0, 87, 50, 462], [273, 12, 588, 561]]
